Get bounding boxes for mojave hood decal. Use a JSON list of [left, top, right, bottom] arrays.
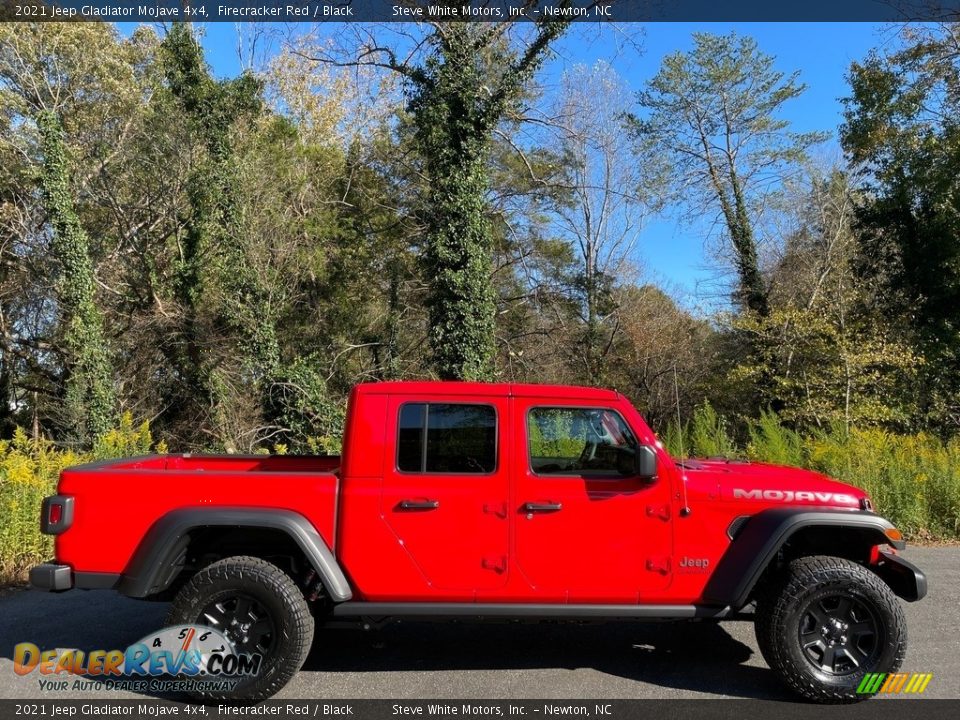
[[732, 488, 860, 505], [679, 459, 865, 507]]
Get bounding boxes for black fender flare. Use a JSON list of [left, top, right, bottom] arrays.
[[702, 508, 909, 608], [117, 507, 353, 602]]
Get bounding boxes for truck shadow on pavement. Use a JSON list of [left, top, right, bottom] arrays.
[[303, 619, 792, 700], [0, 590, 791, 701]]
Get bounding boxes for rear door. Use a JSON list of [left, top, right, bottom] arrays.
[[513, 398, 674, 602], [381, 396, 510, 595]]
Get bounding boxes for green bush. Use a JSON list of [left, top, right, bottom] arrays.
[[688, 401, 738, 458], [658, 420, 687, 459], [746, 410, 806, 467], [0, 413, 165, 584]]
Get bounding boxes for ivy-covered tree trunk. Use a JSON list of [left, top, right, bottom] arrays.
[[0, 336, 14, 437], [163, 23, 284, 446], [0, 218, 14, 437], [408, 20, 571, 381], [726, 171, 769, 317], [162, 23, 225, 436], [298, 12, 570, 383], [412, 34, 497, 380], [37, 110, 115, 442]]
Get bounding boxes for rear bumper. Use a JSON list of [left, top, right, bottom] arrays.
[[875, 549, 928, 602], [29, 563, 72, 591], [29, 563, 119, 592]]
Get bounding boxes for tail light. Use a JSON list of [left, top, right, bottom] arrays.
[[40, 495, 73, 535], [48, 502, 62, 526]]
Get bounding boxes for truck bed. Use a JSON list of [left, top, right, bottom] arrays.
[[55, 454, 341, 576]]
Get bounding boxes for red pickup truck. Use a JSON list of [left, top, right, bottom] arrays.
[[31, 381, 926, 702]]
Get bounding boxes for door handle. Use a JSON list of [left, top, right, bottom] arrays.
[[523, 502, 563, 513], [398, 499, 440, 511]]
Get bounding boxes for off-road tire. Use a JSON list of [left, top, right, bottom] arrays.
[[755, 555, 906, 703], [167, 555, 314, 702]]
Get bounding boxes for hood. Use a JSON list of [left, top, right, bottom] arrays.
[[680, 458, 866, 510]]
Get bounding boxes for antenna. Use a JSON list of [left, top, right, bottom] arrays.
[[674, 365, 691, 517]]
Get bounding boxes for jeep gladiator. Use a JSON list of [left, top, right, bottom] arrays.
[[30, 381, 927, 702]]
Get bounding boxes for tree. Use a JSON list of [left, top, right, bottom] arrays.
[[136, 23, 419, 451], [414, 22, 579, 380], [307, 11, 577, 379], [733, 169, 920, 429], [842, 23, 960, 429], [494, 61, 657, 386], [0, 110, 29, 437], [543, 62, 653, 384], [160, 23, 283, 448], [630, 32, 825, 317], [0, 23, 146, 441], [256, 37, 419, 446], [36, 111, 116, 440], [609, 284, 722, 430]]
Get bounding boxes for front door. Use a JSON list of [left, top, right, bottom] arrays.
[[381, 396, 510, 595], [513, 399, 674, 602]]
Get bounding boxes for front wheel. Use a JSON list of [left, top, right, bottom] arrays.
[[167, 555, 314, 701], [755, 555, 907, 703]]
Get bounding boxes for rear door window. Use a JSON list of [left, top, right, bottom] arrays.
[[397, 403, 497, 474]]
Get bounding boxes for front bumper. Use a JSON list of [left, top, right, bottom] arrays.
[[29, 562, 120, 592], [875, 549, 928, 602]]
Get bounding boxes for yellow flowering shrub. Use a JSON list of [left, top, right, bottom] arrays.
[[667, 407, 960, 542], [0, 415, 166, 583]]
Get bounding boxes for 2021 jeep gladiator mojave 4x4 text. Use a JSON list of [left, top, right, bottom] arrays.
[[31, 382, 926, 702]]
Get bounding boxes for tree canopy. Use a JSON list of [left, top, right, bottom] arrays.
[[0, 21, 954, 453]]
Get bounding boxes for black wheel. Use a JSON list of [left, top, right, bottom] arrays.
[[755, 555, 907, 703], [167, 556, 314, 702], [199, 593, 276, 656]]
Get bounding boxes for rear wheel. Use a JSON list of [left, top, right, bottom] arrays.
[[167, 555, 314, 701], [755, 555, 906, 703]]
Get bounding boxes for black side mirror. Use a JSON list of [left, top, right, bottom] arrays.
[[635, 445, 658, 481]]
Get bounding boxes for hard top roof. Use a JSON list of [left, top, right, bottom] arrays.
[[353, 381, 620, 401]]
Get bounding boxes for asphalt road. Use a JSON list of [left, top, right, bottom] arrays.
[[1, 546, 957, 701]]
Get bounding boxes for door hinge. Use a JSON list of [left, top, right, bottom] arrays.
[[481, 555, 507, 574], [646, 504, 671, 522], [646, 556, 671, 575], [483, 502, 508, 519]]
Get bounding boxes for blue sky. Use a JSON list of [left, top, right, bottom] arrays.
[[123, 21, 898, 311]]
